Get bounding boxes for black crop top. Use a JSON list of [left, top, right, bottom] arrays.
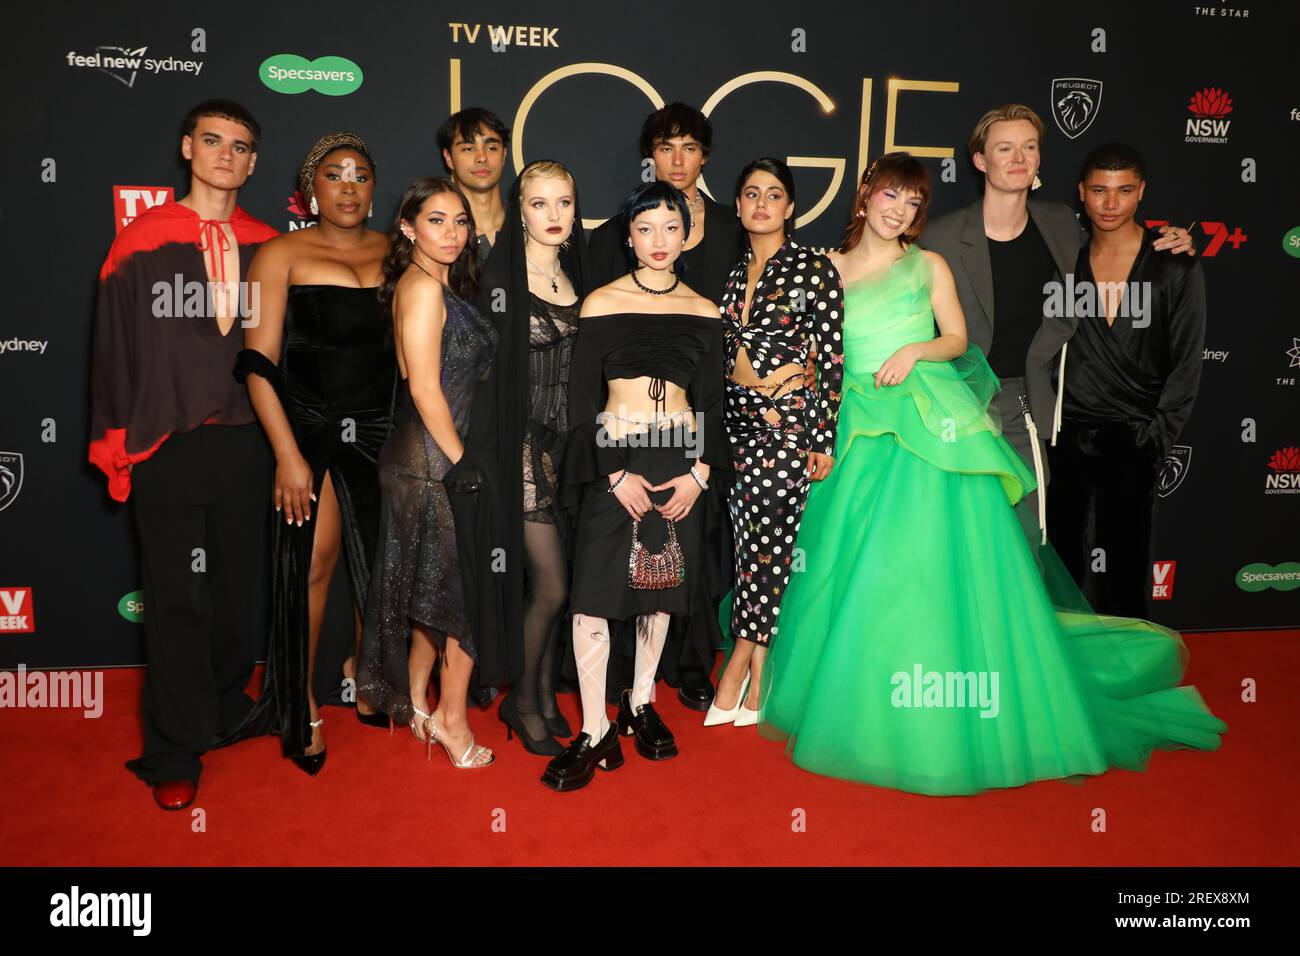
[[561, 312, 729, 487]]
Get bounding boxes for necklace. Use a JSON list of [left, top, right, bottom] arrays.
[[630, 267, 681, 296], [526, 254, 560, 293]]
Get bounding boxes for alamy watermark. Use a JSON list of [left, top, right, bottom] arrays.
[[0, 664, 103, 718], [151, 275, 261, 327], [891, 663, 1000, 718], [1044, 275, 1152, 327], [595, 407, 704, 458]]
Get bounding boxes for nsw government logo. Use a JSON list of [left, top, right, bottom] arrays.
[[1264, 446, 1300, 495], [1157, 444, 1192, 498], [1050, 78, 1102, 140], [0, 451, 22, 512], [1185, 87, 1233, 144], [260, 54, 363, 96]]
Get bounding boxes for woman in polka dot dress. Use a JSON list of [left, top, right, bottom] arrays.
[[708, 158, 844, 728]]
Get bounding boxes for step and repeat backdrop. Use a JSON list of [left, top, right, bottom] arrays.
[[2, 0, 1296, 667]]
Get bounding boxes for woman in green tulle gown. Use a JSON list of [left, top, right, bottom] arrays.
[[750, 153, 1225, 796]]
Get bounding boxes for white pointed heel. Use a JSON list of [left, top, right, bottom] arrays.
[[735, 676, 760, 727], [703, 672, 750, 727]]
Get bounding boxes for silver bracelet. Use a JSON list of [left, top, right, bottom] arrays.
[[607, 470, 628, 493], [689, 466, 708, 490]]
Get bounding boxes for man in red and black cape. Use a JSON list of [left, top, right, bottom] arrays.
[[89, 100, 278, 811]]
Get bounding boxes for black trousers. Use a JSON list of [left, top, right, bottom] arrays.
[[1047, 421, 1161, 620], [126, 424, 270, 784]]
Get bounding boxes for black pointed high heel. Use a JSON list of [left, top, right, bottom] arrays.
[[499, 692, 564, 757], [290, 717, 327, 776]]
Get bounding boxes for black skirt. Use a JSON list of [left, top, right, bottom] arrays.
[[570, 428, 710, 621]]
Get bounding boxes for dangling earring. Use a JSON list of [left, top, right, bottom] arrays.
[[368, 202, 374, 218], [856, 209, 866, 219], [1031, 173, 1043, 191], [309, 194, 319, 216]]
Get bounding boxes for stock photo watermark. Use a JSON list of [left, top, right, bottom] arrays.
[[151, 275, 261, 327], [1044, 275, 1153, 327], [0, 664, 103, 718], [891, 664, 1000, 718]]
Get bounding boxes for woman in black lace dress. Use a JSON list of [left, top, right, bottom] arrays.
[[356, 177, 499, 768], [227, 132, 394, 774], [475, 161, 589, 756]]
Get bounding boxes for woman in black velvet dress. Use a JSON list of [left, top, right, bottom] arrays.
[[225, 132, 395, 774]]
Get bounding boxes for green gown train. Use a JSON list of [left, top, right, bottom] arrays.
[[721, 243, 1225, 796]]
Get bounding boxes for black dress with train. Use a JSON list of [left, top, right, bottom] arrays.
[[356, 288, 499, 725], [223, 285, 395, 756]]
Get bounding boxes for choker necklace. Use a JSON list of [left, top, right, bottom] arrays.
[[631, 266, 680, 296], [526, 254, 561, 293]]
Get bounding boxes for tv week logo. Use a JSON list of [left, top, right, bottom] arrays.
[[0, 588, 35, 632], [114, 186, 174, 234], [1152, 562, 1176, 601]]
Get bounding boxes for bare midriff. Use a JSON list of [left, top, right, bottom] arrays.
[[602, 376, 695, 441], [729, 347, 806, 400]]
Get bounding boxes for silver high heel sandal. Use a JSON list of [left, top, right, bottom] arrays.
[[426, 713, 495, 769]]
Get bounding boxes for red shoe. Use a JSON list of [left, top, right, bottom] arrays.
[[153, 780, 197, 811]]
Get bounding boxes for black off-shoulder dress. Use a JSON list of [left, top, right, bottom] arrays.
[[562, 312, 729, 621]]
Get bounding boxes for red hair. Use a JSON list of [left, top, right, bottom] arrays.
[[840, 152, 933, 252]]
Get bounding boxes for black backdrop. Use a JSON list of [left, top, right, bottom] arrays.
[[3, 0, 1297, 668]]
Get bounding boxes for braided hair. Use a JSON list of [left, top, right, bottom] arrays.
[[297, 131, 374, 214]]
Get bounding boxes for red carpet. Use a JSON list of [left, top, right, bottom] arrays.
[[2, 630, 1296, 866]]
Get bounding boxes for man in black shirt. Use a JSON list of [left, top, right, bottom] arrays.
[[586, 103, 740, 304], [925, 104, 1195, 545], [1048, 143, 1206, 617], [437, 107, 510, 266]]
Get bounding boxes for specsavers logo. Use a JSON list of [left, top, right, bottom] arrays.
[[260, 54, 363, 96], [1235, 563, 1300, 592]]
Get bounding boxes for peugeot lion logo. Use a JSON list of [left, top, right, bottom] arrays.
[[1050, 78, 1103, 140], [1157, 445, 1192, 498]]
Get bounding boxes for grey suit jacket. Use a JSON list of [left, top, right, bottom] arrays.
[[924, 198, 1087, 440]]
